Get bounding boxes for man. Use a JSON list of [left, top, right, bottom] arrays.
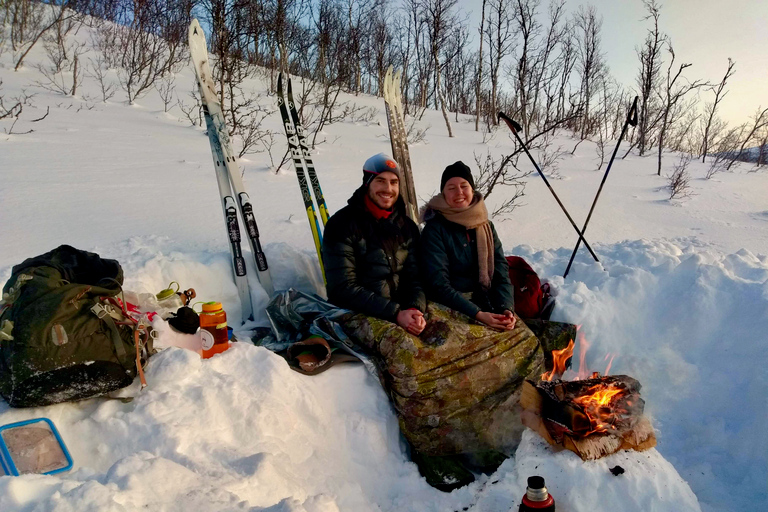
[[322, 153, 426, 335], [323, 155, 477, 491]]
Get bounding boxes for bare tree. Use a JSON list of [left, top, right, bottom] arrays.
[[473, 150, 528, 218], [441, 24, 473, 119], [96, 0, 190, 104], [475, 0, 487, 131], [391, 4, 415, 112], [86, 52, 117, 102], [156, 74, 176, 113], [177, 83, 204, 127], [368, 3, 394, 96], [574, 5, 605, 140], [34, 35, 87, 96], [727, 106, 768, 170], [756, 127, 768, 168], [0, 79, 24, 120], [635, 0, 665, 156], [700, 58, 735, 162], [421, 0, 460, 137], [10, 0, 80, 71], [705, 125, 742, 179], [0, 79, 39, 135], [667, 153, 693, 200], [667, 107, 700, 154], [485, 0, 513, 126], [510, 0, 539, 137], [530, 0, 566, 129], [472, 117, 577, 218], [552, 21, 577, 125], [655, 45, 707, 175]]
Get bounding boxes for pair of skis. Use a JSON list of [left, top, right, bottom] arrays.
[[382, 66, 419, 224], [188, 19, 274, 321], [276, 72, 329, 279]]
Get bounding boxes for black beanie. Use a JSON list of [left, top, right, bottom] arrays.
[[441, 161, 475, 191]]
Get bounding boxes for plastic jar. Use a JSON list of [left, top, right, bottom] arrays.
[[200, 301, 229, 359], [156, 282, 184, 319]]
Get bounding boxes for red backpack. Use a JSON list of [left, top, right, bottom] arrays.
[[505, 256, 553, 319]]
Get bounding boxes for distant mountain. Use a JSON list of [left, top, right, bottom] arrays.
[[715, 145, 767, 165]]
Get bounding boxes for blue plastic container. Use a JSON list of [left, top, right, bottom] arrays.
[[0, 418, 73, 476]]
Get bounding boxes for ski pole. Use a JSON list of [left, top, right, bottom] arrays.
[[562, 97, 639, 278], [498, 112, 599, 262]]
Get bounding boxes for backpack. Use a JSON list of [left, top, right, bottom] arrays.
[[0, 245, 152, 407], [505, 256, 554, 320]]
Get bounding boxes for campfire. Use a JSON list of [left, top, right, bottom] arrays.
[[521, 333, 656, 460]]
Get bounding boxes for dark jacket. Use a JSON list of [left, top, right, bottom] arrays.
[[322, 186, 426, 322], [420, 211, 514, 319]]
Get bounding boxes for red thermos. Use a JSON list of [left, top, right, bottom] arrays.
[[518, 476, 555, 512]]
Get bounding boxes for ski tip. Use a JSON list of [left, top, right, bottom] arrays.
[[188, 18, 206, 49], [189, 18, 201, 36]]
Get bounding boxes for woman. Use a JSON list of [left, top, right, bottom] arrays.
[[421, 161, 516, 330]]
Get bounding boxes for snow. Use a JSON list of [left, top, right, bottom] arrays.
[[1, 24, 767, 511]]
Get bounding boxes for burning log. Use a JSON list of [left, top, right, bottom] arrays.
[[521, 375, 656, 461]]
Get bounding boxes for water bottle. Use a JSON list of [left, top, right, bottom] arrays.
[[156, 282, 184, 319], [518, 476, 555, 512], [200, 301, 229, 359]]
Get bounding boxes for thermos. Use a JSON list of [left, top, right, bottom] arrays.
[[518, 476, 555, 512]]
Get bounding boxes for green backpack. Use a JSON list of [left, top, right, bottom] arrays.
[[0, 245, 151, 407]]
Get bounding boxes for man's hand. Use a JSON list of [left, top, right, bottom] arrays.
[[475, 310, 516, 331], [397, 309, 426, 335]]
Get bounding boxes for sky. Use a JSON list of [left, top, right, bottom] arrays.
[[462, 0, 768, 127]]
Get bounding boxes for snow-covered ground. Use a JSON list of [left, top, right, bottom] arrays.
[[1, 27, 767, 511]]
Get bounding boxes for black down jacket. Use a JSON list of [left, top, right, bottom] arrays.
[[322, 186, 426, 322], [420, 211, 514, 319]]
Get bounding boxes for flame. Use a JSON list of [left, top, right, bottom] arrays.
[[576, 331, 591, 380], [603, 354, 616, 375], [540, 329, 632, 436], [573, 383, 628, 434], [575, 385, 625, 407], [541, 339, 574, 381]]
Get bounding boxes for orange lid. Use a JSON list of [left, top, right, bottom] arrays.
[[201, 301, 223, 313]]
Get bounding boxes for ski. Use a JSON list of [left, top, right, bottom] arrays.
[[382, 66, 418, 223], [285, 77, 330, 226], [276, 72, 325, 279], [391, 69, 419, 221], [188, 19, 274, 320]]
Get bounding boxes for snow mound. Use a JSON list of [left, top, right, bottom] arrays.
[[4, 238, 765, 510], [470, 430, 699, 512]]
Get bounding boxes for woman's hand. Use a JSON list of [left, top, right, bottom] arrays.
[[475, 311, 516, 331], [502, 310, 516, 330]]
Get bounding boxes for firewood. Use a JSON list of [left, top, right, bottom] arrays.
[[520, 377, 656, 461]]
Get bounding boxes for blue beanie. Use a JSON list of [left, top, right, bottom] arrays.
[[362, 153, 401, 186]]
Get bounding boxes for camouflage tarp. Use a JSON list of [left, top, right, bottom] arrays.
[[341, 302, 575, 456]]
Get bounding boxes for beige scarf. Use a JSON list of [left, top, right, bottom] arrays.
[[425, 193, 494, 290]]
